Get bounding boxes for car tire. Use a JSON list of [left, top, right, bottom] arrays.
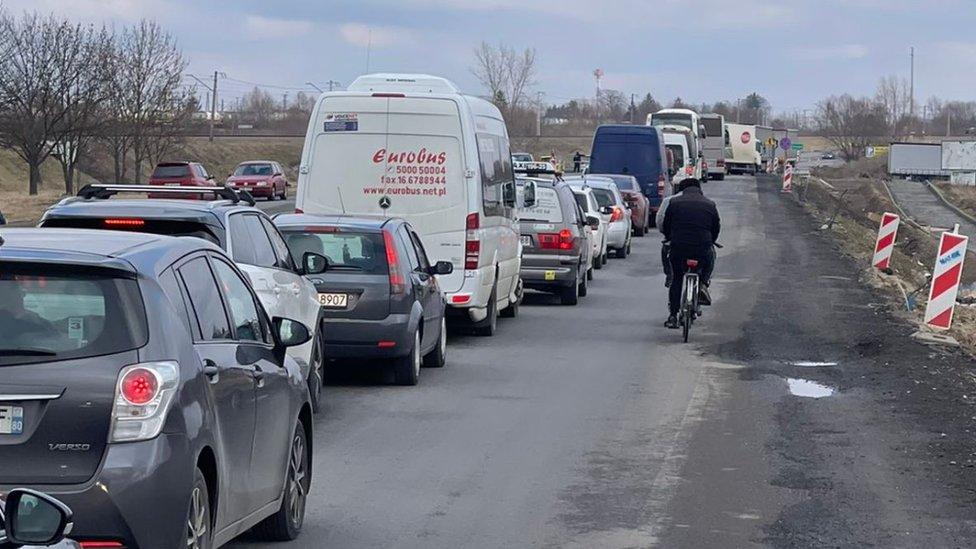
[[635, 224, 646, 237], [602, 251, 609, 266], [186, 468, 213, 549], [578, 267, 588, 297], [394, 330, 421, 385], [252, 423, 311, 541], [307, 333, 324, 414], [472, 285, 498, 336], [560, 279, 579, 306], [594, 254, 603, 270], [587, 266, 594, 281], [423, 317, 447, 368]]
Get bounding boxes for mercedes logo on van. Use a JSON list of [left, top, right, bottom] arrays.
[[378, 196, 392, 209]]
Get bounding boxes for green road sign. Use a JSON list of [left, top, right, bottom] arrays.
[[792, 143, 804, 151]]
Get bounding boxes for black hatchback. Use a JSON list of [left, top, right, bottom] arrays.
[[0, 228, 314, 548], [273, 214, 453, 386]]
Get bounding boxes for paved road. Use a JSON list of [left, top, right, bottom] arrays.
[[231, 176, 976, 548], [887, 178, 976, 236]]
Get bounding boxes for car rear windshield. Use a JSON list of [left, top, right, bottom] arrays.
[[606, 176, 636, 191], [234, 163, 273, 176], [152, 165, 189, 178], [0, 266, 148, 366], [667, 144, 686, 164], [702, 117, 723, 136], [41, 217, 221, 245], [518, 186, 563, 223], [592, 189, 615, 208], [281, 229, 389, 275]]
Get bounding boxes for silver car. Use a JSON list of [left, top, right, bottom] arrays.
[[566, 177, 633, 259]]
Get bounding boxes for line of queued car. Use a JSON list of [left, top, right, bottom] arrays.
[[0, 72, 666, 549]]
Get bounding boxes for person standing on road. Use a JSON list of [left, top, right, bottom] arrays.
[[661, 178, 720, 329], [573, 151, 582, 173]]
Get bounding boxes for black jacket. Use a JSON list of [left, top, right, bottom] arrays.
[[662, 186, 720, 251]]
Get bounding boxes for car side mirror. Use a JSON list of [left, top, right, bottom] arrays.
[[521, 180, 537, 209], [586, 215, 601, 229], [503, 181, 517, 208], [429, 261, 453, 276], [3, 489, 73, 547], [274, 317, 312, 348], [302, 252, 329, 275]]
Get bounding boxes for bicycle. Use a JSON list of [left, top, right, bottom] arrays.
[[679, 259, 702, 343]]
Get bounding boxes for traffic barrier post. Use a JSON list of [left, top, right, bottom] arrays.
[[923, 229, 969, 330], [781, 164, 793, 193], [872, 212, 900, 270]]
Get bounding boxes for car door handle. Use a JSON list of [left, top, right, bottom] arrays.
[[203, 359, 220, 383]]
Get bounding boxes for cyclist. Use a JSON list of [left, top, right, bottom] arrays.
[[660, 178, 720, 329]]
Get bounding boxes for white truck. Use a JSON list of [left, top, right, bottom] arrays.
[[294, 73, 523, 335], [888, 142, 947, 178], [725, 123, 762, 174]]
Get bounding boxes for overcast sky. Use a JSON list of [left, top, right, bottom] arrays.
[[4, 0, 975, 114]]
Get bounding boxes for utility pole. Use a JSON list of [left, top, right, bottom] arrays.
[[535, 91, 545, 137], [909, 46, 915, 119], [282, 92, 289, 111], [327, 80, 341, 92], [630, 93, 636, 124], [947, 109, 952, 137], [736, 98, 742, 123]]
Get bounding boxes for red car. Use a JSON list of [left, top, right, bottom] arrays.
[[592, 174, 651, 236], [226, 160, 289, 200], [147, 161, 214, 199]]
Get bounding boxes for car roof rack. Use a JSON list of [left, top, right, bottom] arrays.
[[76, 184, 256, 207]]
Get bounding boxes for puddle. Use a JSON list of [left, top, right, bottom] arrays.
[[786, 378, 835, 398], [789, 361, 839, 368]]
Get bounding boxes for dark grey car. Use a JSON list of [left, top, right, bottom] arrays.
[[516, 179, 599, 305], [273, 214, 452, 386], [0, 228, 313, 549]]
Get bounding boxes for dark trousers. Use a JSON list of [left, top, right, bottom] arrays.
[[573, 161, 581, 173], [668, 246, 715, 316]]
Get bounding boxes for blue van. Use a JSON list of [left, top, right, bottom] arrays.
[[587, 125, 670, 213]]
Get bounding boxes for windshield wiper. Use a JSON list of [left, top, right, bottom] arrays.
[[0, 348, 57, 357]]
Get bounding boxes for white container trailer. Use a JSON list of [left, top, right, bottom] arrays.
[[941, 140, 976, 171], [888, 142, 947, 177]]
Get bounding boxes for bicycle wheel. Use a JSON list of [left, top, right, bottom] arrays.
[[682, 312, 690, 342]]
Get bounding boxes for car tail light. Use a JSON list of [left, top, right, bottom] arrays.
[[610, 206, 624, 222], [383, 230, 406, 295], [111, 362, 179, 443], [78, 541, 124, 548], [104, 218, 145, 227], [465, 213, 480, 270], [658, 174, 666, 194], [377, 341, 396, 348], [538, 229, 575, 250]]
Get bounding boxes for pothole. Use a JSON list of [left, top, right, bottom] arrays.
[[786, 378, 835, 398]]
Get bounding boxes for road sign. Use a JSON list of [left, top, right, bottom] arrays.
[[792, 143, 804, 151], [872, 213, 900, 270], [924, 231, 969, 330], [780, 137, 792, 150], [766, 137, 777, 147]]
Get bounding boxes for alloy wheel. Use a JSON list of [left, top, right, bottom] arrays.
[[287, 433, 308, 529], [186, 485, 208, 549]]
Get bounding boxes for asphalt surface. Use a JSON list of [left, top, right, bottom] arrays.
[[887, 178, 976, 236], [231, 176, 976, 548]]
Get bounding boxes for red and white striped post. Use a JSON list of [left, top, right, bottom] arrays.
[[781, 164, 793, 193], [924, 230, 969, 330], [872, 212, 900, 270]]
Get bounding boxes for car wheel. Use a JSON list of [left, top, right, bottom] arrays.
[[472, 285, 498, 336], [587, 266, 594, 281], [635, 224, 646, 237], [186, 469, 212, 549], [594, 253, 603, 270], [602, 251, 609, 266], [252, 423, 310, 541], [307, 333, 324, 414], [560, 278, 579, 306], [578, 267, 588, 297], [394, 330, 421, 385], [423, 317, 447, 368]]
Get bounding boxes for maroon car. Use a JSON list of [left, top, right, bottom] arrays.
[[226, 160, 289, 200], [147, 161, 214, 199], [591, 174, 651, 236]]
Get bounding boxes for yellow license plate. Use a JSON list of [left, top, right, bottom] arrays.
[[544, 271, 556, 281]]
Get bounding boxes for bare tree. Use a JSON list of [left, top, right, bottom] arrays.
[[242, 87, 277, 126], [104, 20, 189, 183], [875, 75, 912, 139], [471, 42, 537, 117], [815, 94, 887, 161], [599, 90, 628, 122], [0, 13, 109, 195]]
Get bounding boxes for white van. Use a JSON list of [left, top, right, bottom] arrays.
[[662, 127, 703, 183], [294, 74, 521, 335], [725, 123, 762, 174], [649, 109, 706, 180]]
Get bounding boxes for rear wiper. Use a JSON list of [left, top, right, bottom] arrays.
[[0, 348, 57, 357]]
